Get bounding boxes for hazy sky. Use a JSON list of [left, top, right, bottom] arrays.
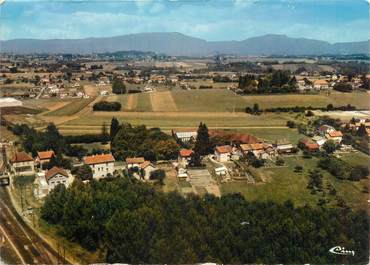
[[1, 0, 369, 42]]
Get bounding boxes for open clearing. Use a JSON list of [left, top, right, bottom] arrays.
[[221, 154, 369, 211], [150, 91, 178, 111], [44, 98, 95, 116], [125, 94, 138, 110]]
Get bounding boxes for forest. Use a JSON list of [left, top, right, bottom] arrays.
[[41, 177, 369, 264]]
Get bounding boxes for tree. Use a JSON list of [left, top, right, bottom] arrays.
[[73, 165, 93, 181], [253, 103, 260, 114], [194, 123, 210, 156], [150, 169, 166, 185], [189, 151, 202, 167], [110, 117, 120, 140], [112, 79, 126, 94], [357, 124, 367, 137], [322, 140, 336, 154]]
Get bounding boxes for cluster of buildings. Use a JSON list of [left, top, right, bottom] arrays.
[[8, 147, 162, 198]]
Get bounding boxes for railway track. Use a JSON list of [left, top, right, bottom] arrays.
[[0, 187, 70, 264]]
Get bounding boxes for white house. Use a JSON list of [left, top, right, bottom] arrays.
[[275, 140, 294, 154], [34, 167, 73, 198], [11, 151, 35, 176], [83, 153, 115, 179], [214, 145, 232, 162], [313, 79, 329, 90]]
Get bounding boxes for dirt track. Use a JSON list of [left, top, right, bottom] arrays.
[[150, 91, 178, 112]]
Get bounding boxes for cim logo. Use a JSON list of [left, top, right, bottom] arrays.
[[329, 246, 355, 256]]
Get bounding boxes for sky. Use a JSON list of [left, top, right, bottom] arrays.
[[0, 0, 369, 42]]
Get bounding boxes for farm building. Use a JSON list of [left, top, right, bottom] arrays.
[[0, 97, 23, 108], [215, 145, 232, 162]]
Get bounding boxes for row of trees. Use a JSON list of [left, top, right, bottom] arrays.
[[40, 177, 369, 264]]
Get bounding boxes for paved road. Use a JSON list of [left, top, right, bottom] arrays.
[[0, 187, 69, 265]]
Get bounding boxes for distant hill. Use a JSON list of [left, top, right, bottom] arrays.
[[0, 32, 368, 56]]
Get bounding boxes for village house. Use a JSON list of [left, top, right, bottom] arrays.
[[313, 79, 329, 90], [299, 138, 320, 152], [275, 140, 294, 154], [126, 157, 145, 168], [36, 150, 55, 167], [11, 151, 35, 176], [140, 161, 157, 180], [83, 153, 115, 179], [214, 145, 232, 162], [34, 166, 72, 198], [240, 143, 268, 159], [177, 168, 189, 180], [325, 130, 343, 144], [178, 149, 193, 167]]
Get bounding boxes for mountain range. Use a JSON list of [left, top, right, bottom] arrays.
[[0, 32, 368, 56]]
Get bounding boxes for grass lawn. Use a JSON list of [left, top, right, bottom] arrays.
[[135, 92, 152, 111], [62, 112, 292, 129], [339, 151, 370, 166], [243, 92, 370, 109], [221, 155, 369, 211], [232, 128, 304, 143], [105, 94, 128, 107], [171, 89, 246, 112], [45, 98, 94, 116]]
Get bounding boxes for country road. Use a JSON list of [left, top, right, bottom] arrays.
[[0, 187, 70, 265]]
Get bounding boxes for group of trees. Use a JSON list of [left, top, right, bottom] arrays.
[[112, 79, 126, 94], [239, 70, 297, 94], [333, 82, 353, 92], [318, 156, 369, 181], [111, 121, 179, 161], [93, 101, 121, 111], [40, 177, 369, 264]]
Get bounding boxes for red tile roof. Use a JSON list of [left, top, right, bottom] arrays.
[[126, 157, 145, 164], [12, 151, 33, 163], [215, 145, 232, 154], [37, 150, 55, 160], [83, 153, 115, 165], [240, 143, 264, 151], [45, 166, 68, 182], [179, 149, 193, 157], [140, 161, 154, 169], [328, 131, 343, 137]]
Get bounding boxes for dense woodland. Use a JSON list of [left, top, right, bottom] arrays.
[[41, 177, 369, 264]]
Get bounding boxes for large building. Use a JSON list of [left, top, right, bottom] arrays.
[[11, 151, 35, 176], [83, 153, 115, 179]]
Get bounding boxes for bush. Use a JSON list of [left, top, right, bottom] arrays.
[[93, 101, 121, 111]]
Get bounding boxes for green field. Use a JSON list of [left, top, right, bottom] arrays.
[[136, 93, 152, 111], [221, 155, 369, 210], [171, 89, 246, 112], [243, 92, 370, 109], [45, 98, 94, 116]]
